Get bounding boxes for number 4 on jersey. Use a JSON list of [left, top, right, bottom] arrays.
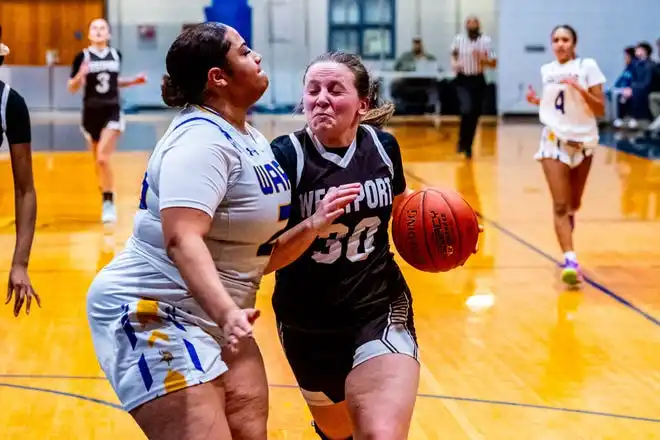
[[555, 90, 565, 114]]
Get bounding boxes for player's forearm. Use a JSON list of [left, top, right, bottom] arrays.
[[166, 233, 238, 324], [580, 89, 605, 117], [263, 218, 318, 274], [118, 76, 140, 88], [12, 186, 36, 268]]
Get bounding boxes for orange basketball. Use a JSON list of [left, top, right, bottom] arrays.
[[392, 188, 481, 273]]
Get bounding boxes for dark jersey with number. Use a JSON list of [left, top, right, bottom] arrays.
[[271, 124, 408, 332], [0, 81, 31, 148], [70, 46, 121, 108]]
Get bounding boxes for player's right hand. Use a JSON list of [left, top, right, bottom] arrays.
[[222, 307, 260, 352], [6, 264, 40, 317], [526, 85, 539, 105], [311, 183, 362, 232]]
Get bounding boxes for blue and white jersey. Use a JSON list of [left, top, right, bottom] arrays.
[[129, 105, 291, 310]]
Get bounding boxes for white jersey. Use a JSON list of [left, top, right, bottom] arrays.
[[128, 105, 291, 309], [539, 58, 606, 144]]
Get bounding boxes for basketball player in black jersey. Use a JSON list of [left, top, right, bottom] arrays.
[[0, 28, 41, 316], [265, 52, 418, 440], [67, 18, 146, 224]]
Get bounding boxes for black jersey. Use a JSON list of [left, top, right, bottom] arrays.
[[0, 81, 31, 147], [70, 46, 121, 108], [271, 124, 408, 331]]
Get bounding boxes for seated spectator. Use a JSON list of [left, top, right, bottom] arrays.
[[621, 42, 654, 129], [390, 38, 440, 115], [647, 40, 660, 132], [611, 47, 637, 128], [394, 37, 437, 72]]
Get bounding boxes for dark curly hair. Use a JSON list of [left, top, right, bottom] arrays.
[[161, 22, 232, 107]]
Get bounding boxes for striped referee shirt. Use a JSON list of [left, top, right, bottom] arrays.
[[451, 33, 496, 76]]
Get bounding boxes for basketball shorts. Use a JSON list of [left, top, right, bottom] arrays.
[[277, 290, 418, 406], [87, 248, 228, 412], [534, 126, 594, 168], [81, 104, 125, 142]]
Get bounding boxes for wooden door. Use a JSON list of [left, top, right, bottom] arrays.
[[0, 0, 104, 66]]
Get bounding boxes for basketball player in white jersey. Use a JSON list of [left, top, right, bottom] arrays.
[[86, 23, 358, 439], [68, 18, 146, 224], [526, 25, 605, 287]]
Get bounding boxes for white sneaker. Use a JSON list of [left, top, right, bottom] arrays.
[[628, 118, 639, 129], [101, 200, 117, 224], [613, 118, 624, 128]]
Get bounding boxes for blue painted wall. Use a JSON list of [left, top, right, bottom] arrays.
[[205, 0, 252, 48]]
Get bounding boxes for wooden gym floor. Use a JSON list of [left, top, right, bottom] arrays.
[[0, 114, 659, 439]]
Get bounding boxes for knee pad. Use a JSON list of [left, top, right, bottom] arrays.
[[312, 421, 353, 440]]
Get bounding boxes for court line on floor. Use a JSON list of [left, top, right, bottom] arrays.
[[0, 382, 121, 410], [404, 170, 660, 327], [1, 377, 658, 423]]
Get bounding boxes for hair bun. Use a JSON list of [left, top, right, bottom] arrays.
[[161, 74, 187, 107]]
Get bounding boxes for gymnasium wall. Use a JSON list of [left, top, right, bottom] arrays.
[[0, 0, 497, 109], [104, 0, 210, 108], [250, 0, 497, 108], [102, 0, 498, 109], [497, 0, 660, 115]]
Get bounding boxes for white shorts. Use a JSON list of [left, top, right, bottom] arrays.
[[534, 126, 594, 168], [87, 249, 228, 412]]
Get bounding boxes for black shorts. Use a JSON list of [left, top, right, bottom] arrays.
[[81, 105, 124, 142], [277, 289, 418, 405]]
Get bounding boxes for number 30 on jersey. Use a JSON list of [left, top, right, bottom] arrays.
[[313, 216, 381, 264]]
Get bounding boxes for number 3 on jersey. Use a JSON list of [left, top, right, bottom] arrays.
[[313, 216, 381, 264], [96, 72, 110, 94], [554, 90, 565, 114]]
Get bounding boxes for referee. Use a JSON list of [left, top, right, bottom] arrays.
[[450, 16, 497, 159], [0, 25, 40, 317]]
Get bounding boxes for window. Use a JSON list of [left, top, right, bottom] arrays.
[[328, 0, 395, 59]]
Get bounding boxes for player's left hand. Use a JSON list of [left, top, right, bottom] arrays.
[[311, 183, 362, 232], [134, 73, 147, 85], [6, 264, 40, 317]]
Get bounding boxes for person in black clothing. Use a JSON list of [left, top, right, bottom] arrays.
[[265, 51, 418, 440], [450, 16, 497, 159], [620, 41, 654, 130], [0, 26, 40, 316], [67, 18, 146, 224]]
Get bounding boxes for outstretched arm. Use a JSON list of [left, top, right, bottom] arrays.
[[4, 89, 40, 316], [116, 50, 147, 88], [119, 74, 147, 88]]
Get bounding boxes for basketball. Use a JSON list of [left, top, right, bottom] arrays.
[[392, 188, 481, 273]]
